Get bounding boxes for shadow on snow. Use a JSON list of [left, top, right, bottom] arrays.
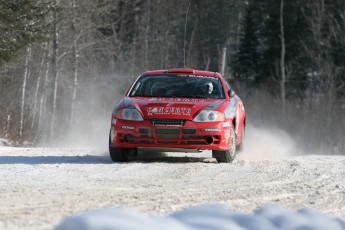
[[0, 155, 110, 164], [0, 152, 214, 164]]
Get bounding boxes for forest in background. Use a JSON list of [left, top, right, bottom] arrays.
[[0, 0, 344, 154]]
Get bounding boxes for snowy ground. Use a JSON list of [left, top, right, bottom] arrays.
[[1, 126, 345, 229], [1, 145, 345, 229]]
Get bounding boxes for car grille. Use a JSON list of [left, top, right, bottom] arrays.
[[119, 127, 220, 145], [150, 119, 186, 126]]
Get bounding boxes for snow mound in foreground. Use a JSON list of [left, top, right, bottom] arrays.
[[55, 204, 345, 230]]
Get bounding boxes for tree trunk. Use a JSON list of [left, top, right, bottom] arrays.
[[219, 47, 227, 76], [5, 110, 11, 139], [70, 0, 79, 125], [144, 0, 150, 69], [31, 43, 48, 131], [280, 0, 286, 114], [184, 2, 191, 68], [19, 47, 32, 138], [44, 1, 59, 144]]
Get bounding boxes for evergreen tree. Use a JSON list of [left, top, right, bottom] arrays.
[[232, 1, 263, 83], [260, 0, 311, 97], [0, 0, 51, 65], [191, 0, 234, 71], [328, 1, 345, 98], [233, 0, 312, 98]]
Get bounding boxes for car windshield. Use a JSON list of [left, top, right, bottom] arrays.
[[129, 74, 225, 99]]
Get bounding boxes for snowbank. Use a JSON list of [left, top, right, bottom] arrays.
[[55, 204, 345, 230]]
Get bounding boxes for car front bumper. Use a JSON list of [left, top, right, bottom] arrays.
[[110, 117, 233, 151]]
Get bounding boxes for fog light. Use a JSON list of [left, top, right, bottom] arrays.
[[123, 135, 131, 143], [205, 136, 214, 144]]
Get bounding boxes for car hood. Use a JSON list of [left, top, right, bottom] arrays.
[[119, 97, 227, 120]]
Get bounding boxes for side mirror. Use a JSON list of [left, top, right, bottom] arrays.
[[228, 89, 235, 98]]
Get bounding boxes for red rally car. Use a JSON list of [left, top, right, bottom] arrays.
[[109, 68, 246, 163]]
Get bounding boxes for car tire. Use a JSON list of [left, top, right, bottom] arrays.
[[237, 126, 245, 152], [212, 125, 236, 163], [109, 147, 130, 162], [108, 134, 131, 162]]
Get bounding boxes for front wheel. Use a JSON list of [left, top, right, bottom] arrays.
[[109, 134, 136, 162], [212, 125, 236, 163], [109, 147, 129, 162]]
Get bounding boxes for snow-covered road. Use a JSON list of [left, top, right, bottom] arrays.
[[1, 146, 345, 230]]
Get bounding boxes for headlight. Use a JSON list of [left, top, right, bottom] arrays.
[[115, 108, 144, 121], [193, 110, 225, 122]]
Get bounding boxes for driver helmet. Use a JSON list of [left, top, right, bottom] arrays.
[[202, 81, 213, 94]]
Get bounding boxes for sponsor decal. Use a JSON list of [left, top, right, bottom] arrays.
[[204, 128, 219, 132], [222, 122, 230, 128], [121, 126, 135, 130], [224, 130, 231, 144], [177, 74, 217, 79], [147, 107, 192, 115], [112, 118, 117, 125], [154, 98, 204, 103]]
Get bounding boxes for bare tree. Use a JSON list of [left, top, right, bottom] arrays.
[[279, 0, 286, 114], [69, 0, 79, 124], [31, 43, 49, 132], [19, 47, 32, 138], [43, 0, 59, 143]]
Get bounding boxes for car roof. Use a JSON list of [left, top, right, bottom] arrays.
[[142, 68, 223, 79]]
